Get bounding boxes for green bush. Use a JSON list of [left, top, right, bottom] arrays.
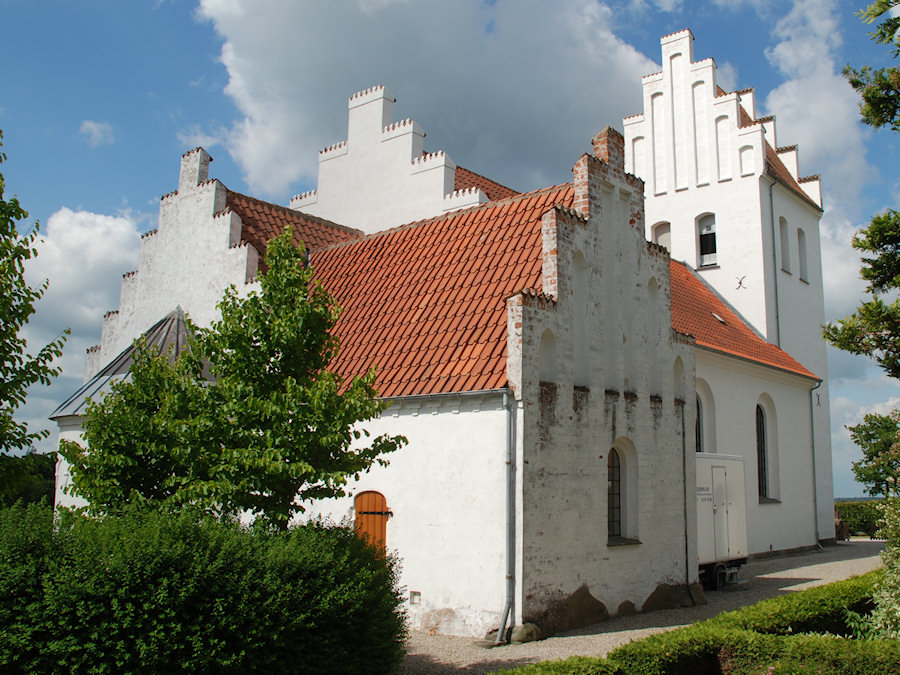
[[0, 504, 405, 674], [835, 500, 882, 536], [500, 572, 893, 675], [866, 497, 900, 638]]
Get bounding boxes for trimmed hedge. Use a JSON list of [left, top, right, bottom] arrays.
[[0, 503, 405, 674], [835, 500, 882, 537], [500, 571, 900, 675]]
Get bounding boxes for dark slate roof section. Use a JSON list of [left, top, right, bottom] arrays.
[[50, 308, 194, 420]]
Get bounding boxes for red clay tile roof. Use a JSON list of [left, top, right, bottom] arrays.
[[454, 166, 519, 202], [312, 184, 572, 397], [764, 143, 821, 211], [669, 260, 817, 379], [226, 191, 362, 262]]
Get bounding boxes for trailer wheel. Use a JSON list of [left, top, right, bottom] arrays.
[[713, 563, 727, 590]]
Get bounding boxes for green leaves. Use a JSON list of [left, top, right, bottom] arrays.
[[0, 130, 69, 453], [844, 1, 900, 131], [65, 226, 405, 528]]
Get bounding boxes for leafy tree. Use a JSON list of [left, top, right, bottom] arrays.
[[0, 450, 56, 506], [60, 335, 219, 514], [847, 411, 900, 496], [825, 1, 900, 472], [842, 0, 900, 131], [0, 130, 68, 453], [62, 228, 405, 528]]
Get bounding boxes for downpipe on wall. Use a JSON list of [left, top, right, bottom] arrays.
[[496, 389, 517, 644], [680, 401, 697, 606], [809, 379, 824, 549]]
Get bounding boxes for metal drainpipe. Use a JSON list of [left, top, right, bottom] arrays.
[[768, 178, 782, 347], [809, 380, 823, 549], [496, 389, 517, 644], [680, 400, 696, 605]]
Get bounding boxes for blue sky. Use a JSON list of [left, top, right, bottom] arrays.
[[2, 0, 898, 498]]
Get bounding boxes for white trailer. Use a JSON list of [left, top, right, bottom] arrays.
[[696, 453, 748, 589]]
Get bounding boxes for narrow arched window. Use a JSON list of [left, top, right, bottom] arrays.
[[696, 395, 703, 453], [797, 229, 808, 281], [756, 405, 768, 498], [698, 214, 717, 267], [608, 449, 621, 537], [779, 217, 791, 273]]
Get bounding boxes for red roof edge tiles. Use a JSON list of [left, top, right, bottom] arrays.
[[669, 260, 818, 380], [454, 166, 519, 202], [225, 190, 363, 262]]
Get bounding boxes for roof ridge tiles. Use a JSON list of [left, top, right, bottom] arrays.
[[776, 145, 798, 153], [798, 174, 820, 183], [226, 189, 364, 237], [312, 182, 573, 254]]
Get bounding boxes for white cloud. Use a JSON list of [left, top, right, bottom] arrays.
[[195, 0, 658, 198], [79, 120, 115, 148], [17, 207, 142, 447]]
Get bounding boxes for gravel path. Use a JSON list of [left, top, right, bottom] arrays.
[[401, 540, 885, 674]]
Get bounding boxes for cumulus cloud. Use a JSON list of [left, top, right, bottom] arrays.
[[79, 120, 115, 148], [17, 207, 142, 449], [195, 0, 658, 198]]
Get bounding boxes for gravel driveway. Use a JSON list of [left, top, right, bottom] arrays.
[[401, 540, 885, 674]]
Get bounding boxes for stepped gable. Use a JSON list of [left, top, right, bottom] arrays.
[[454, 166, 519, 202], [225, 190, 362, 259], [734, 93, 820, 211], [312, 184, 574, 398], [669, 260, 817, 379]]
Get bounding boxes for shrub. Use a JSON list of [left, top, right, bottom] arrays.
[[0, 504, 406, 674], [835, 500, 882, 536], [499, 572, 891, 675], [707, 570, 877, 635], [866, 497, 900, 639]]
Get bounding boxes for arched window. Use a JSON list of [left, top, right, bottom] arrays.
[[355, 491, 390, 551], [779, 217, 791, 273], [651, 222, 671, 251], [696, 378, 716, 454], [797, 229, 808, 281], [608, 449, 621, 537], [756, 405, 768, 498], [698, 214, 717, 267], [696, 395, 703, 453]]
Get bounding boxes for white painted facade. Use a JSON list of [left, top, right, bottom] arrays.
[[624, 30, 833, 545], [54, 29, 835, 639], [290, 85, 489, 232], [84, 149, 259, 380]]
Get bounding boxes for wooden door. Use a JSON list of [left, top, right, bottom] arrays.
[[354, 491, 389, 551]]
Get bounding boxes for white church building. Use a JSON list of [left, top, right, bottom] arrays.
[[54, 30, 833, 638]]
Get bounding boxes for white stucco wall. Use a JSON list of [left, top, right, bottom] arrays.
[[696, 350, 819, 554], [303, 393, 516, 638], [504, 140, 700, 634], [54, 416, 89, 511], [624, 29, 834, 544], [291, 86, 488, 233], [88, 148, 259, 379]]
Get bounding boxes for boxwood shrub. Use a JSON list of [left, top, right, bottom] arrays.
[[0, 503, 405, 674], [500, 571, 897, 675]]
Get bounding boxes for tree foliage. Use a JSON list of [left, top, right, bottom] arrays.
[[843, 0, 900, 131], [0, 450, 56, 507], [0, 130, 68, 453], [61, 228, 405, 528], [826, 2, 900, 484], [847, 412, 900, 496]]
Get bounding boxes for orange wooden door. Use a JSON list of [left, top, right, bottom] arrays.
[[354, 491, 389, 550]]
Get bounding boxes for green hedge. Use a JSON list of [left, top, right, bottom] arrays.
[[835, 500, 882, 537], [0, 503, 405, 674], [501, 572, 900, 675]]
